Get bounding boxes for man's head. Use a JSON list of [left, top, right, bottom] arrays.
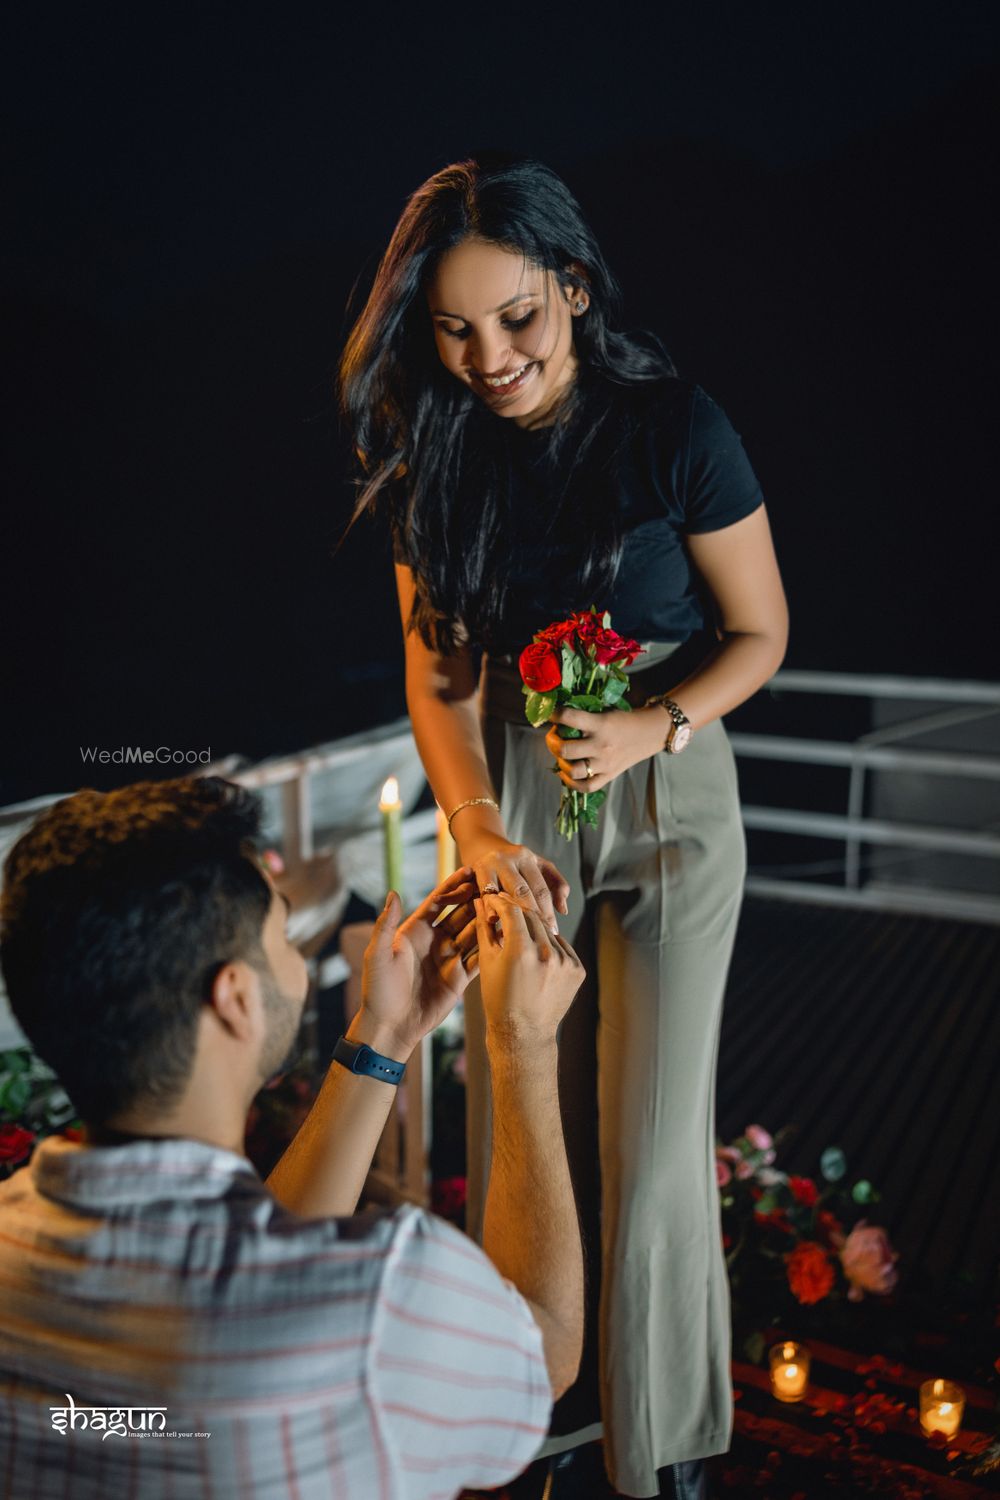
[[0, 777, 309, 1129]]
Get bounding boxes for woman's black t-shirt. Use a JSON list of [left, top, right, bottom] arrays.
[[500, 379, 765, 652], [394, 378, 766, 656]]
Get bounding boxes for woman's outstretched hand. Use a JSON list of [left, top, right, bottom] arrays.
[[544, 705, 667, 793], [460, 838, 570, 935]]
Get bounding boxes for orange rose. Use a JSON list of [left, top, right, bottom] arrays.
[[785, 1240, 835, 1304]]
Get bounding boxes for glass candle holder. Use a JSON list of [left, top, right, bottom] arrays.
[[919, 1378, 965, 1438], [769, 1341, 811, 1403]]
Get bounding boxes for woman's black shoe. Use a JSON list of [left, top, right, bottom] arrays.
[[543, 1440, 618, 1498], [659, 1458, 708, 1500]]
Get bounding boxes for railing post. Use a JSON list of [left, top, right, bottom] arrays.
[[845, 756, 866, 890]]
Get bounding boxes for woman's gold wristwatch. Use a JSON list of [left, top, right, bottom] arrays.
[[645, 694, 693, 754]]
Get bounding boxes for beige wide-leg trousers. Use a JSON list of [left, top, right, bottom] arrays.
[[463, 641, 745, 1499]]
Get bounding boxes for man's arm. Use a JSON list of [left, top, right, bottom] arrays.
[[265, 871, 477, 1218], [476, 895, 586, 1398]]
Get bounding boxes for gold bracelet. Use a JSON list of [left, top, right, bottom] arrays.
[[446, 796, 500, 836]]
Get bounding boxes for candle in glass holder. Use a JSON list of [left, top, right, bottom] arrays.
[[919, 1378, 964, 1438], [379, 777, 404, 903], [769, 1341, 811, 1403]]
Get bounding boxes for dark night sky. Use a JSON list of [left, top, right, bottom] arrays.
[[2, 2, 999, 802]]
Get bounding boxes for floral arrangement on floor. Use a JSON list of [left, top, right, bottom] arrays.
[[718, 1123, 899, 1344], [0, 1047, 81, 1178]]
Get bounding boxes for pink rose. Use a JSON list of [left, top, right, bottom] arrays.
[[716, 1156, 732, 1187], [735, 1159, 755, 1180], [744, 1124, 773, 1152], [839, 1222, 899, 1301], [717, 1146, 742, 1166]]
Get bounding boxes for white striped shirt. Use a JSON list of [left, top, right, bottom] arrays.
[[0, 1136, 551, 1498]]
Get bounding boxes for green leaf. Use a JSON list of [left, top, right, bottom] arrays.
[[601, 611, 611, 629], [524, 691, 557, 727], [820, 1146, 848, 1182], [601, 675, 628, 707], [566, 693, 605, 713], [851, 1179, 877, 1204], [561, 646, 578, 691], [0, 1075, 31, 1120]]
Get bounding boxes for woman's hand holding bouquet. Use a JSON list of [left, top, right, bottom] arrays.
[[520, 608, 662, 839]]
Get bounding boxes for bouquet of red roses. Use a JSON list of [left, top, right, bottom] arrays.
[[518, 607, 644, 839]]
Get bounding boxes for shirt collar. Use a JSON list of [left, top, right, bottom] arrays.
[[29, 1134, 261, 1211]]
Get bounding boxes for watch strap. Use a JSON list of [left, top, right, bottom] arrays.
[[332, 1035, 406, 1085]]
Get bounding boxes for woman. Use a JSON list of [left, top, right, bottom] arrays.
[[339, 156, 788, 1500]]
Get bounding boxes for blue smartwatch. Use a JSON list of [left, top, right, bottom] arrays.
[[332, 1035, 406, 1086]]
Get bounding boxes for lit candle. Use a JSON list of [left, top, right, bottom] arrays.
[[436, 806, 457, 887], [769, 1341, 811, 1403], [379, 776, 404, 903], [919, 1378, 965, 1439]]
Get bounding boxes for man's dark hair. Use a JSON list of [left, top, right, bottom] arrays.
[[0, 777, 271, 1125]]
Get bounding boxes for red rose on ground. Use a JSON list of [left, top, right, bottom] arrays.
[[817, 1208, 845, 1247], [788, 1176, 819, 1207], [431, 1176, 467, 1222], [518, 642, 562, 692], [785, 1240, 836, 1304], [0, 1124, 36, 1165], [755, 1208, 795, 1234]]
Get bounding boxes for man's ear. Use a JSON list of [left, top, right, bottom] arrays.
[[208, 961, 258, 1042]]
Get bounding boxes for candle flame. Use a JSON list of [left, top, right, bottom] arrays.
[[783, 1343, 795, 1359], [933, 1379, 944, 1397], [380, 776, 401, 808], [786, 1365, 799, 1379]]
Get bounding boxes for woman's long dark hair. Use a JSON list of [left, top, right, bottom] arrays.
[[338, 154, 676, 654]]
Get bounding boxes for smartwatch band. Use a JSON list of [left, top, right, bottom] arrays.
[[332, 1035, 406, 1086]]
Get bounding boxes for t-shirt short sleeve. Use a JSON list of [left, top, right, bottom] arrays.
[[682, 386, 765, 534], [374, 1206, 552, 1496]]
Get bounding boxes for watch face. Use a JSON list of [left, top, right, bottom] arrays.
[[671, 724, 692, 753]]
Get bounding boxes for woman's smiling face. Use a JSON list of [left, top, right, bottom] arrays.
[[426, 238, 588, 428]]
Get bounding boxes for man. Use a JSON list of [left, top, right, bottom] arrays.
[[0, 776, 584, 1498]]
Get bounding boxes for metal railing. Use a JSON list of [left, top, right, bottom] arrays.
[[731, 671, 1000, 925]]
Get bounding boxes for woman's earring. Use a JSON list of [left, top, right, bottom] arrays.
[[575, 300, 586, 313]]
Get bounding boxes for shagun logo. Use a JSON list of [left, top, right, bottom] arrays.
[[49, 1395, 210, 1441], [50, 1396, 168, 1440]]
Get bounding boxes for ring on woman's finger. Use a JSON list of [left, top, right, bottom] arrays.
[[481, 881, 500, 895]]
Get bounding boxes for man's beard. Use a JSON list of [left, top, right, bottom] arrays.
[[256, 967, 307, 1084]]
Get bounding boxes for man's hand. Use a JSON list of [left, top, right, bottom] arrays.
[[356, 867, 479, 1061], [475, 893, 585, 1042]]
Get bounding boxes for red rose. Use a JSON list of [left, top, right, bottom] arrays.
[[538, 618, 578, 647], [755, 1207, 795, 1233], [0, 1124, 36, 1165], [593, 627, 644, 666], [431, 1176, 467, 1222], [518, 641, 562, 692], [572, 610, 601, 642], [785, 1241, 836, 1305], [788, 1176, 819, 1207]]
